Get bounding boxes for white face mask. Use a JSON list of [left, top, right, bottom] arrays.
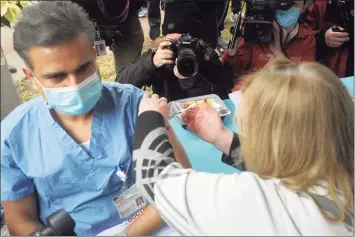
[[33, 72, 103, 116]]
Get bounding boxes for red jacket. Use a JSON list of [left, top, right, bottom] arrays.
[[222, 24, 316, 91], [303, 0, 349, 78]]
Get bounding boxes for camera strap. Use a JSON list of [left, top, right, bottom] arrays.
[[227, 2, 245, 56], [93, 22, 108, 56], [96, 0, 130, 23]]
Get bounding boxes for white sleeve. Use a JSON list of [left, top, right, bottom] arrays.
[[153, 163, 241, 236]]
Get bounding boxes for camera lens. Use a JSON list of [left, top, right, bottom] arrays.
[[176, 48, 198, 78], [255, 24, 270, 41], [243, 20, 273, 43]]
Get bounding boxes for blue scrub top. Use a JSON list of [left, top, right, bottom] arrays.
[[1, 82, 143, 235]]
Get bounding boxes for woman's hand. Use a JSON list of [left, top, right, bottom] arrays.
[[325, 27, 350, 48], [138, 92, 169, 120], [153, 41, 175, 68], [181, 102, 231, 146]]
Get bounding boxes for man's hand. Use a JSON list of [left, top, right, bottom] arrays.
[[138, 92, 169, 120], [269, 21, 285, 58], [325, 27, 350, 48], [153, 41, 175, 68], [181, 102, 233, 154], [2, 193, 42, 236]]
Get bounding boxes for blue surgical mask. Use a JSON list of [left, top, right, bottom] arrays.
[[34, 72, 103, 116], [275, 7, 300, 28]]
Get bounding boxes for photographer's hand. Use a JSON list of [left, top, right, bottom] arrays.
[[269, 21, 286, 59], [325, 27, 349, 48], [153, 41, 175, 68]]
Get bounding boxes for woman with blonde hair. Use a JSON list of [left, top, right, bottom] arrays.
[[132, 59, 354, 235]]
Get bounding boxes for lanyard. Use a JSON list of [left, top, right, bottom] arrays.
[[93, 21, 102, 40], [116, 170, 128, 190]]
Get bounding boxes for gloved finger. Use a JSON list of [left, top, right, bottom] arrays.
[[332, 32, 349, 38], [182, 107, 198, 120], [182, 109, 196, 123], [159, 97, 168, 104], [331, 37, 350, 43]]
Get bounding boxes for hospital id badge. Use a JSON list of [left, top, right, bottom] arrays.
[[113, 185, 147, 219], [94, 40, 107, 56]]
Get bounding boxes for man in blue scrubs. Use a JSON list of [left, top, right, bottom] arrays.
[[0, 1, 171, 235]]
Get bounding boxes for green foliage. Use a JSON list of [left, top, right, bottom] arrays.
[[14, 78, 39, 104], [1, 1, 32, 27], [141, 85, 153, 93]]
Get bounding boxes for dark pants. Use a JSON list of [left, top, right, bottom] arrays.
[[112, 15, 144, 79], [198, 3, 220, 48], [147, 0, 161, 40]]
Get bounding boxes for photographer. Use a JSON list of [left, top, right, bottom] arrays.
[[117, 1, 234, 101], [71, 0, 145, 76], [223, 0, 316, 91], [303, 0, 354, 78]]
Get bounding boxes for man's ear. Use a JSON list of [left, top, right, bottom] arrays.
[[92, 46, 98, 59], [23, 67, 40, 91], [22, 67, 33, 78]]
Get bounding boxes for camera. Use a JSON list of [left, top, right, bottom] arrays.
[[169, 33, 218, 78], [331, 0, 354, 32], [242, 0, 294, 43], [29, 210, 76, 236]]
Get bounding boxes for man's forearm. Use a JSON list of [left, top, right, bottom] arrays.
[[124, 129, 188, 236], [124, 205, 164, 236]]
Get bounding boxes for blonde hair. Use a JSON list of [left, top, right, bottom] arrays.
[[237, 59, 354, 223]]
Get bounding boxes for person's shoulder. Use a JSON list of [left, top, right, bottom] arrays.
[[1, 97, 44, 141], [102, 82, 144, 102], [227, 172, 285, 197], [103, 82, 143, 93]]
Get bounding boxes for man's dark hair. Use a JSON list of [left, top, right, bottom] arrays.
[[13, 1, 95, 69]]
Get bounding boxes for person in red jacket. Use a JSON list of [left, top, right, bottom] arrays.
[[303, 0, 353, 78], [222, 0, 316, 91]]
